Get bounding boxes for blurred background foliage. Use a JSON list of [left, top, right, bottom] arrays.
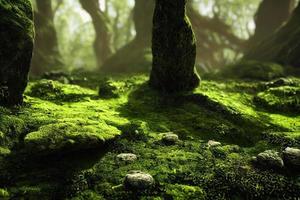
[[29, 0, 298, 74]]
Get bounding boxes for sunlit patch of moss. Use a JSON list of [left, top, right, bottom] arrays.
[[164, 184, 206, 199], [254, 86, 300, 113], [222, 60, 284, 81], [26, 80, 96, 102], [24, 121, 121, 154], [0, 188, 9, 198]]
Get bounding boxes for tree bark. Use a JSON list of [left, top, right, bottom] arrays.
[[244, 2, 300, 68], [149, 0, 200, 92], [101, 0, 155, 73], [248, 0, 295, 46], [79, 0, 112, 68], [0, 0, 34, 105], [31, 0, 62, 75]]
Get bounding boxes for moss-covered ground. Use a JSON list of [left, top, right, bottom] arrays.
[[0, 73, 299, 199]]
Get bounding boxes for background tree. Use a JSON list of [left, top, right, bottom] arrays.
[[244, 2, 300, 69], [101, 0, 155, 73], [0, 0, 34, 105], [79, 0, 112, 68], [247, 0, 295, 47], [31, 0, 63, 75]]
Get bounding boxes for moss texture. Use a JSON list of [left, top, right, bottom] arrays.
[[0, 74, 299, 199], [0, 0, 34, 105], [150, 0, 200, 93]]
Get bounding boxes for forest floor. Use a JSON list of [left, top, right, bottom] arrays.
[[0, 72, 299, 199]]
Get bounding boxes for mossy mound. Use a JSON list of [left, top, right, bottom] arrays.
[[26, 80, 96, 102], [254, 86, 300, 113], [222, 60, 284, 81], [24, 121, 121, 154]]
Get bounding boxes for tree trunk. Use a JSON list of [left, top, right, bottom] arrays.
[[0, 0, 34, 105], [149, 0, 200, 92], [244, 2, 300, 68], [31, 0, 62, 75], [248, 0, 295, 46], [79, 0, 112, 68], [101, 0, 155, 73]]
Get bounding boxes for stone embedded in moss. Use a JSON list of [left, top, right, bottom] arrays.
[[24, 121, 121, 154], [0, 0, 34, 105], [161, 132, 179, 145], [150, 0, 200, 93], [254, 150, 284, 170], [254, 86, 300, 113], [283, 147, 300, 169], [124, 171, 154, 190]]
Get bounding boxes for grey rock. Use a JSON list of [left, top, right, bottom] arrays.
[[256, 150, 284, 169], [161, 132, 179, 145], [124, 171, 154, 190], [283, 147, 300, 168], [117, 153, 137, 163]]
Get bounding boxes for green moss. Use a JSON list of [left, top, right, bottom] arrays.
[[26, 80, 96, 102], [0, 75, 299, 199], [0, 188, 9, 198], [222, 60, 284, 81], [254, 86, 300, 113], [165, 184, 206, 199], [24, 120, 121, 154], [0, 147, 11, 156]]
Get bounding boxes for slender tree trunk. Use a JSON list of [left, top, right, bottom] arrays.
[[31, 0, 62, 75], [0, 0, 34, 105], [149, 0, 200, 92], [244, 2, 300, 68], [101, 0, 155, 73], [248, 0, 295, 46], [79, 0, 112, 68]]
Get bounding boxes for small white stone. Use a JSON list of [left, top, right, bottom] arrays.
[[116, 153, 137, 162], [207, 140, 221, 148], [124, 171, 154, 190]]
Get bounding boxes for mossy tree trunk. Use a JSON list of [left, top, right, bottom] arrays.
[[31, 0, 62, 75], [149, 0, 200, 93], [79, 0, 112, 69], [244, 2, 300, 68], [0, 0, 34, 105], [101, 0, 155, 73], [247, 0, 295, 47]]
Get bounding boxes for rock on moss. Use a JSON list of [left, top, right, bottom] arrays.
[[24, 121, 121, 154], [223, 61, 284, 81], [124, 171, 154, 190], [283, 147, 300, 169], [150, 0, 200, 92], [254, 86, 300, 113], [254, 150, 284, 170], [0, 0, 34, 105]]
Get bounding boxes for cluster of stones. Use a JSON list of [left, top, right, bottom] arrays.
[[118, 132, 182, 191], [253, 147, 300, 170]]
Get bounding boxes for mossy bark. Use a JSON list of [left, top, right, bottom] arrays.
[[245, 2, 300, 68], [150, 0, 200, 93], [101, 0, 155, 73], [79, 0, 112, 68], [30, 0, 62, 76], [0, 0, 34, 105]]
